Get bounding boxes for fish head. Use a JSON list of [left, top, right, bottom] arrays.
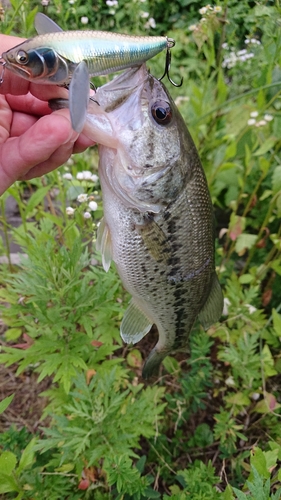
[[2, 40, 70, 84], [94, 64, 185, 212]]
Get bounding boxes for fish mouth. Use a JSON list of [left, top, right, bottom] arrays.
[[96, 64, 149, 112]]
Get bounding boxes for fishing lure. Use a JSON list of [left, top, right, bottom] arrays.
[[1, 13, 181, 131]]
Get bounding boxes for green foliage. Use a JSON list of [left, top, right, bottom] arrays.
[[0, 0, 281, 498]]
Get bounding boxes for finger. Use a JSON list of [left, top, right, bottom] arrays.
[[0, 110, 78, 195], [20, 140, 77, 180], [73, 133, 95, 153], [10, 111, 37, 137], [6, 93, 51, 117]]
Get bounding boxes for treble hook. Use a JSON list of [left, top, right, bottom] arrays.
[[158, 38, 183, 88], [0, 59, 6, 86]]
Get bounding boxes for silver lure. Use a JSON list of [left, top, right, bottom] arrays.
[[1, 13, 176, 132]]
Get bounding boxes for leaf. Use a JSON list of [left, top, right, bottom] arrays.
[[24, 186, 51, 215], [271, 165, 281, 194], [163, 356, 181, 375], [18, 438, 36, 474], [0, 473, 19, 494], [0, 394, 14, 415], [231, 488, 247, 500], [250, 448, 270, 479], [226, 392, 251, 406], [5, 328, 22, 341], [127, 349, 142, 368], [0, 451, 17, 475], [254, 137, 276, 156], [272, 308, 281, 336], [235, 234, 258, 255], [254, 392, 280, 414], [261, 345, 277, 377], [229, 215, 246, 241]]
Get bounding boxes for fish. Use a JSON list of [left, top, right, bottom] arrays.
[[50, 64, 223, 379], [1, 13, 176, 132]]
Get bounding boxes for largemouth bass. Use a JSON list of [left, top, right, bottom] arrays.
[[1, 13, 175, 132], [51, 64, 223, 378]]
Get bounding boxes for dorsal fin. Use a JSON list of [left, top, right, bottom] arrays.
[[35, 13, 63, 34]]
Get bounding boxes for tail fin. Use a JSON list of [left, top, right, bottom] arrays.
[[142, 347, 168, 379]]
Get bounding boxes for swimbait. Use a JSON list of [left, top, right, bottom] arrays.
[[50, 64, 223, 379], [1, 13, 177, 132]]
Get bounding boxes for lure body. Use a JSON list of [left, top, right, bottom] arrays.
[[2, 27, 169, 84], [1, 13, 173, 132]]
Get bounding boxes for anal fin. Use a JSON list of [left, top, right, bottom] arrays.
[[121, 300, 152, 344], [96, 217, 112, 272], [198, 272, 223, 330]]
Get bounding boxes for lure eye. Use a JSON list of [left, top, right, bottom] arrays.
[[151, 101, 172, 126], [16, 50, 29, 64]]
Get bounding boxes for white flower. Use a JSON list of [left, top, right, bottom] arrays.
[[247, 118, 256, 126], [106, 0, 118, 5], [77, 193, 88, 203], [214, 5, 222, 12], [76, 170, 93, 180], [251, 38, 260, 45], [250, 111, 258, 117], [81, 16, 88, 24], [225, 376, 235, 387], [63, 173, 73, 180], [255, 120, 266, 127], [66, 207, 75, 215], [140, 11, 149, 18], [66, 157, 74, 166], [199, 6, 208, 15], [251, 392, 260, 401], [148, 17, 156, 28], [91, 174, 99, 182], [222, 297, 230, 316], [88, 201, 98, 211], [264, 114, 273, 121], [83, 211, 91, 219], [237, 49, 247, 56], [245, 304, 257, 314], [222, 42, 228, 49], [188, 24, 197, 31]]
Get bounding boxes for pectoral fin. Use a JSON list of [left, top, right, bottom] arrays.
[[138, 216, 170, 263], [198, 272, 223, 330], [121, 300, 152, 344], [35, 13, 63, 34], [96, 218, 112, 272], [69, 61, 90, 132]]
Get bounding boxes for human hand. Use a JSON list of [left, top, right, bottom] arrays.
[[0, 34, 94, 195]]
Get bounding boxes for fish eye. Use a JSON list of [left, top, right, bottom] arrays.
[[151, 101, 172, 125], [16, 50, 29, 65]]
